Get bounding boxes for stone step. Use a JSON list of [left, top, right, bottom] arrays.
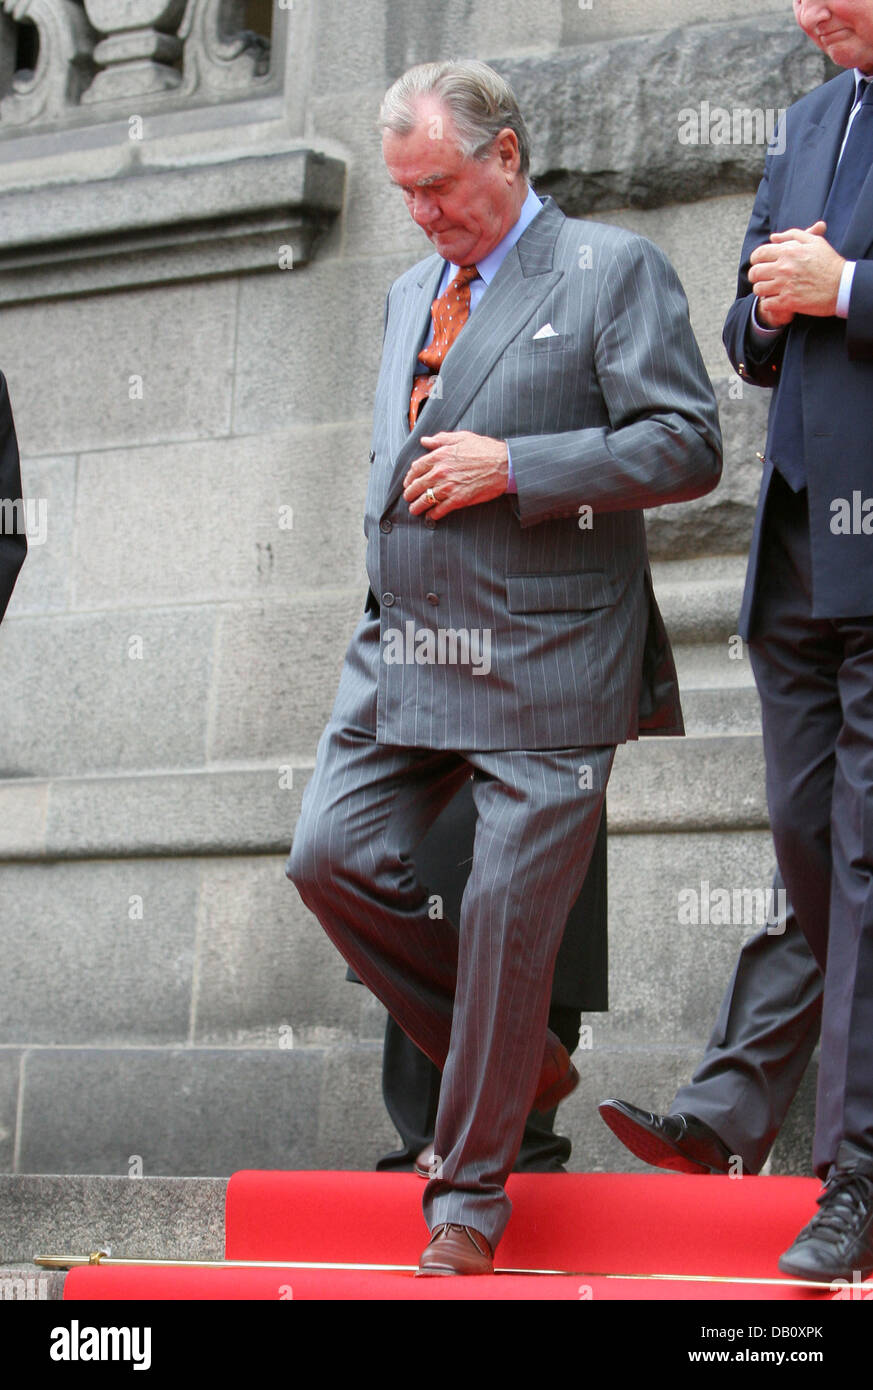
[[0, 731, 767, 867], [0, 1265, 65, 1299], [0, 1174, 225, 1267]]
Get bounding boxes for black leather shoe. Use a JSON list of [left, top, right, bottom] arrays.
[[598, 1098, 734, 1175], [778, 1160, 873, 1283]]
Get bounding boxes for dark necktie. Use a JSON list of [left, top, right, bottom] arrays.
[[822, 77, 873, 249], [767, 78, 873, 492]]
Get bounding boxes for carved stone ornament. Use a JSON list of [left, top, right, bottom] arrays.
[[178, 0, 272, 99], [0, 0, 96, 126], [81, 0, 187, 102]]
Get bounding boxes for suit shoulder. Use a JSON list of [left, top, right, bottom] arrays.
[[556, 217, 676, 276], [783, 69, 854, 130]]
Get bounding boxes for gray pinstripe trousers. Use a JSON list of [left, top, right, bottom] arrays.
[[287, 715, 613, 1248]]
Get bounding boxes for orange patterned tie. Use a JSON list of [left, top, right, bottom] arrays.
[[409, 264, 479, 429]]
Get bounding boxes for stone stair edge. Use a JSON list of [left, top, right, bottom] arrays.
[[0, 734, 768, 861]]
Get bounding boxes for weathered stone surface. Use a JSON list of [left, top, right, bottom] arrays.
[[312, 0, 566, 96], [0, 1050, 19, 1171], [0, 608, 215, 778], [0, 779, 47, 851], [4, 456, 75, 615], [41, 772, 300, 856], [314, 1044, 399, 1169], [17, 1048, 325, 1176], [0, 280, 236, 456], [0, 152, 345, 305], [71, 428, 368, 609], [0, 859, 198, 1045], [560, 0, 783, 45], [608, 737, 767, 832], [208, 594, 363, 764], [191, 856, 374, 1047], [0, 1174, 225, 1262], [650, 555, 747, 642], [603, 829, 781, 1045], [506, 17, 829, 211], [0, 1265, 64, 1298], [42, 770, 302, 860], [233, 253, 412, 435]]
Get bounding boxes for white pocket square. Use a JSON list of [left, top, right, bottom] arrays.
[[532, 323, 559, 339]]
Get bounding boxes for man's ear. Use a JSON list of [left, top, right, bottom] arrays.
[[495, 127, 521, 177]]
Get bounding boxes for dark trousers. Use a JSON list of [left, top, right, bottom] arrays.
[[671, 870, 823, 1173], [374, 788, 608, 1172], [747, 470, 873, 1176]]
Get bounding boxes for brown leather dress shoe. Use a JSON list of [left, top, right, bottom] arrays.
[[534, 1039, 578, 1112], [416, 1223, 494, 1276]]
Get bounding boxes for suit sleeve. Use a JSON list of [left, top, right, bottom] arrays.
[[723, 140, 789, 388], [846, 260, 873, 359], [506, 234, 722, 528], [0, 372, 27, 623]]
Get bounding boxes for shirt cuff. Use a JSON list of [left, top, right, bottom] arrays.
[[749, 298, 785, 340], [505, 443, 517, 494], [836, 261, 856, 320]]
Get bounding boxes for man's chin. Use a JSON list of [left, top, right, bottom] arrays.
[[429, 233, 473, 261]]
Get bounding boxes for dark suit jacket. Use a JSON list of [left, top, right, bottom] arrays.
[[0, 371, 26, 622], [724, 69, 873, 633]]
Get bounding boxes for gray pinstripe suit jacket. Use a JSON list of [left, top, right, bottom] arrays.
[[351, 196, 721, 751]]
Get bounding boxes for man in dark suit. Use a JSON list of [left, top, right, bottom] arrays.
[[287, 58, 721, 1273], [604, 0, 873, 1283], [0, 371, 26, 622]]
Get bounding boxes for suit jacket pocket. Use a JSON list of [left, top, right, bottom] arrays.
[[506, 571, 616, 612], [504, 333, 577, 357]]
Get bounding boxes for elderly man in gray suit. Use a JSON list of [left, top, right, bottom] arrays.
[[288, 58, 722, 1274]]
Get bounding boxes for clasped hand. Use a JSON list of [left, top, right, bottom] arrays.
[[749, 220, 845, 327]]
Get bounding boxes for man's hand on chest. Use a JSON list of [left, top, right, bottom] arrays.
[[403, 431, 510, 521]]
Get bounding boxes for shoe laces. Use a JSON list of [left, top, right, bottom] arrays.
[[810, 1170, 873, 1237]]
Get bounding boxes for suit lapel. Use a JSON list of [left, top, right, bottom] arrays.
[[777, 72, 873, 259], [380, 197, 565, 514], [388, 255, 445, 449], [778, 78, 854, 232]]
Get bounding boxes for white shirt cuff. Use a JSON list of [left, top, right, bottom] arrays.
[[750, 298, 784, 339], [836, 261, 856, 320]]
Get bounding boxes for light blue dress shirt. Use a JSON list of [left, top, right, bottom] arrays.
[[417, 184, 544, 492]]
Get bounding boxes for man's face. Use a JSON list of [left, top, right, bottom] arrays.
[[794, 0, 873, 71], [382, 98, 524, 266]]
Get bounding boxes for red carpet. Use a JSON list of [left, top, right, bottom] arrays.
[[64, 1170, 836, 1300]]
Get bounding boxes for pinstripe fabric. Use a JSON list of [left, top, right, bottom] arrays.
[[289, 716, 612, 1247], [287, 196, 721, 1249], [362, 197, 722, 750]]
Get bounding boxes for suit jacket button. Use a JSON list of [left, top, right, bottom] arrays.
[[424, 516, 436, 530], [381, 591, 395, 607], [380, 519, 393, 533], [426, 592, 439, 605], [369, 449, 376, 462]]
